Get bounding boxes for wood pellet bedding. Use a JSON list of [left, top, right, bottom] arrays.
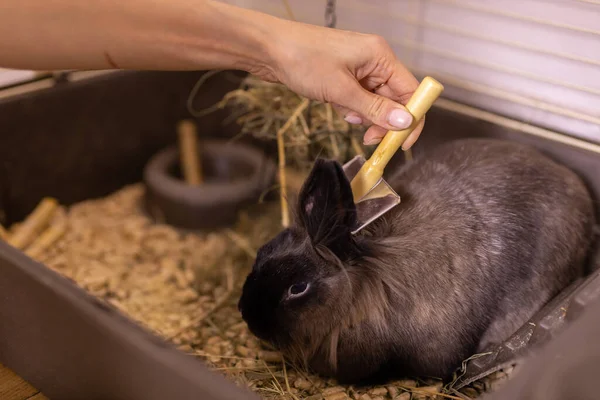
[[8, 183, 513, 400]]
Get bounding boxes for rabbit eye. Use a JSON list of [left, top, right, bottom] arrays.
[[288, 282, 310, 298]]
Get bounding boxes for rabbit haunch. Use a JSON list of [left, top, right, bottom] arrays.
[[237, 138, 596, 384]]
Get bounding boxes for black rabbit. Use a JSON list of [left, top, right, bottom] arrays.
[[238, 137, 596, 384]]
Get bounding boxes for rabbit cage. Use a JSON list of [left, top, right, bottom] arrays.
[[1, 1, 600, 400]]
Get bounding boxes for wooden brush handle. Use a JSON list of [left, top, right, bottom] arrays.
[[350, 76, 444, 201]]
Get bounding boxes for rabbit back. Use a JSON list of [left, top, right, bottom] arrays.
[[347, 138, 596, 379]]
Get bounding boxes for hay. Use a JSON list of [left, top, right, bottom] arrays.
[[187, 71, 368, 174], [8, 185, 514, 400], [187, 71, 371, 226]]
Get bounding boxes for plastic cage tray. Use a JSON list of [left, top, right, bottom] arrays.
[[0, 70, 599, 400]]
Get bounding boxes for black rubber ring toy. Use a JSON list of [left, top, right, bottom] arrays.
[[142, 139, 276, 230]]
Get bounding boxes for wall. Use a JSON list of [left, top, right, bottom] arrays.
[[1, 1, 597, 143], [220, 0, 600, 144]]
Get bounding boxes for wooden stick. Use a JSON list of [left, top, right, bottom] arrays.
[[25, 218, 67, 258], [276, 98, 310, 228], [325, 103, 334, 132], [177, 119, 203, 185], [277, 127, 289, 228], [7, 197, 58, 249], [351, 77, 444, 201]]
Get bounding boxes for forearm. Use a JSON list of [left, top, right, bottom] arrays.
[[0, 0, 281, 73], [0, 0, 425, 147]]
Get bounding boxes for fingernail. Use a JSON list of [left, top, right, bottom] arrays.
[[387, 109, 413, 129], [364, 137, 382, 145], [344, 114, 363, 125]]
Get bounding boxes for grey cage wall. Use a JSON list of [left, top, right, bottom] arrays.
[[218, 0, 600, 145]]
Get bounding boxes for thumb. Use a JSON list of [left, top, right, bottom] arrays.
[[337, 80, 414, 131]]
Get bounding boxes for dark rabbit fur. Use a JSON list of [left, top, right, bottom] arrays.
[[238, 138, 596, 384]]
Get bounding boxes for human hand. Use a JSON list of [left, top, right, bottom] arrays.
[[253, 21, 424, 150], [0, 0, 422, 151]]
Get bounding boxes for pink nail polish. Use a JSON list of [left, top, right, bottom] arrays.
[[344, 115, 363, 125], [387, 109, 412, 129]]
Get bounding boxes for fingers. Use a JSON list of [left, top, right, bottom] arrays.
[[357, 64, 424, 149], [329, 67, 425, 149], [363, 125, 387, 145], [332, 104, 362, 125], [334, 76, 414, 133], [400, 117, 425, 150], [361, 117, 424, 148], [332, 90, 424, 148], [332, 75, 408, 124], [382, 60, 421, 104], [332, 103, 373, 126], [371, 81, 402, 103]]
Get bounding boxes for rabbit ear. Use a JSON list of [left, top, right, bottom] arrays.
[[297, 158, 358, 259]]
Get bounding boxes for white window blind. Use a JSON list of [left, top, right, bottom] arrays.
[[220, 0, 600, 144]]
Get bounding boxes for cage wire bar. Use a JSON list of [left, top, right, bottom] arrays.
[[219, 0, 600, 145]]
